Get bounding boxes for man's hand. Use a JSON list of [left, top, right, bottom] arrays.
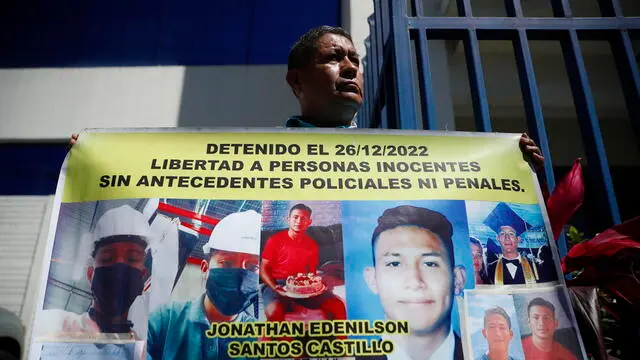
[[275, 285, 288, 296], [67, 133, 79, 151], [519, 132, 544, 170]]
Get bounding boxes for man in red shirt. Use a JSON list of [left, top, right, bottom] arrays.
[[521, 297, 578, 360], [260, 203, 346, 322]]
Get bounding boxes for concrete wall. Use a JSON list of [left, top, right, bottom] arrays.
[[0, 65, 299, 140]]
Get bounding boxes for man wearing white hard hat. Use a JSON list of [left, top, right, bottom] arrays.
[[36, 204, 150, 340], [146, 210, 260, 360]]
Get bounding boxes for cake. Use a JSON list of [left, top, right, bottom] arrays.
[[286, 272, 324, 295]]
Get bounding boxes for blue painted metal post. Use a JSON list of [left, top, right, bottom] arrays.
[[464, 29, 493, 132], [562, 30, 621, 226], [362, 0, 631, 246], [610, 30, 640, 149], [390, 0, 420, 129], [412, 0, 438, 130], [414, 29, 438, 130], [513, 30, 556, 192]]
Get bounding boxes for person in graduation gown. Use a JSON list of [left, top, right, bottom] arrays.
[[484, 203, 539, 285]]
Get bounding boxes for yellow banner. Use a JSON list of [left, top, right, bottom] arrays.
[[63, 129, 538, 203]]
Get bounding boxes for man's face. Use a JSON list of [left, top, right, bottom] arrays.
[[482, 313, 513, 352], [365, 226, 454, 334], [471, 243, 483, 272], [291, 33, 364, 117], [287, 209, 312, 233], [528, 305, 558, 341], [208, 249, 259, 274], [93, 241, 146, 271], [497, 226, 520, 255]]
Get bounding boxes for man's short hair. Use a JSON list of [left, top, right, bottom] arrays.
[[371, 205, 454, 266], [288, 25, 354, 70], [484, 306, 512, 329], [289, 203, 312, 216], [528, 297, 556, 317]]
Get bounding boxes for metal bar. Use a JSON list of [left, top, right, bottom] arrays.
[[505, 0, 523, 18], [375, 1, 385, 79], [597, 0, 623, 17], [414, 29, 438, 129], [464, 29, 492, 132], [391, 0, 419, 129], [406, 17, 640, 31], [609, 30, 640, 149], [550, 0, 572, 17], [384, 57, 395, 128], [561, 30, 621, 225], [414, 0, 423, 17], [362, 55, 370, 127], [380, 0, 390, 45], [374, 5, 384, 124], [372, 18, 381, 100], [511, 28, 565, 254], [456, 0, 473, 17], [366, 16, 376, 127], [366, 57, 373, 127], [513, 29, 556, 192]]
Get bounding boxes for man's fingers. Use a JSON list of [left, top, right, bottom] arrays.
[[520, 132, 545, 169], [520, 137, 535, 148], [525, 145, 541, 155], [68, 133, 79, 150]]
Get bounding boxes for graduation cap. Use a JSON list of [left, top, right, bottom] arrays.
[[483, 202, 532, 236]]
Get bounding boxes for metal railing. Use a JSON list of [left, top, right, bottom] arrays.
[[361, 0, 640, 255]]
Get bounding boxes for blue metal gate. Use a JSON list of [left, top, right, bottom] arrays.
[[360, 0, 640, 255]]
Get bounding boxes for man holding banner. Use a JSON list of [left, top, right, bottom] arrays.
[[363, 205, 465, 360], [282, 25, 545, 173], [69, 26, 545, 171], [146, 210, 261, 360]]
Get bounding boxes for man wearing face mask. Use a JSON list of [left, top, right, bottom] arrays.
[[146, 210, 261, 360], [37, 204, 150, 340]]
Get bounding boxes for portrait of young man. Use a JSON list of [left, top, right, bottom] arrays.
[[37, 204, 151, 339], [147, 210, 261, 360], [512, 289, 585, 360], [355, 204, 470, 360], [465, 291, 527, 360], [521, 297, 578, 360], [476, 202, 557, 286], [478, 307, 520, 360], [260, 202, 346, 322]]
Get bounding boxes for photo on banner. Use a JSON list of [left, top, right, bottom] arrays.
[[32, 341, 144, 360], [145, 199, 262, 360], [464, 292, 525, 360], [342, 200, 473, 359], [463, 286, 588, 360], [31, 197, 265, 359], [465, 201, 560, 286], [27, 129, 590, 360], [32, 199, 158, 343], [259, 200, 346, 325], [513, 286, 584, 360]]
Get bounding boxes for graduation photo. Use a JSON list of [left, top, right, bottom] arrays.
[[465, 201, 560, 287]]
